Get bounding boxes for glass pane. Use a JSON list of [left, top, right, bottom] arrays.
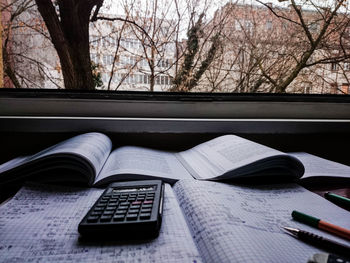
[[1, 0, 349, 94]]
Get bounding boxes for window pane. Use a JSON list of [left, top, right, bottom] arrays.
[[1, 0, 350, 94]]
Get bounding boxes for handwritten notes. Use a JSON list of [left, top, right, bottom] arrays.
[[2, 180, 349, 263], [0, 183, 201, 262], [174, 180, 350, 263]]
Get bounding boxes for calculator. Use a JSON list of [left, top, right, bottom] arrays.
[[78, 180, 164, 239]]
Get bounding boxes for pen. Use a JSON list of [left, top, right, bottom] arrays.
[[292, 210, 350, 241], [282, 227, 350, 258], [324, 192, 350, 210]]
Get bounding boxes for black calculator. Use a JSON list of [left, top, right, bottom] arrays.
[[78, 180, 164, 239]]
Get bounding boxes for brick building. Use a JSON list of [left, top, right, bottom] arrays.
[[196, 2, 350, 94]]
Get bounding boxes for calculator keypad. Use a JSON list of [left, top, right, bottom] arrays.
[[87, 191, 155, 223]]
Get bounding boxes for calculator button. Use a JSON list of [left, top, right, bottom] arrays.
[[113, 215, 125, 221], [142, 204, 152, 208], [128, 209, 139, 214], [120, 202, 130, 206], [141, 208, 152, 213], [140, 213, 151, 220], [94, 207, 105, 211], [100, 215, 113, 222], [103, 210, 114, 215], [126, 214, 138, 220], [91, 211, 102, 216], [116, 210, 127, 214], [87, 216, 99, 222], [130, 205, 141, 209], [118, 205, 129, 210], [108, 202, 118, 206], [143, 200, 153, 204], [131, 201, 142, 205]]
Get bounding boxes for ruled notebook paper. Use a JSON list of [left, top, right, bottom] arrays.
[[174, 180, 350, 263], [0, 183, 202, 262]]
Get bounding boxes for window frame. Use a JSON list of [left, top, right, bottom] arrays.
[[1, 89, 350, 134]]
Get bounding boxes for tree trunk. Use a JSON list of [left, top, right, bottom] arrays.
[[35, 0, 97, 90]]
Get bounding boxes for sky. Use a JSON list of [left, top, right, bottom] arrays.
[[101, 0, 343, 19]]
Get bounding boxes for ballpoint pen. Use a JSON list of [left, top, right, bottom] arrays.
[[324, 192, 350, 211], [292, 210, 350, 241], [282, 226, 350, 258], [307, 253, 350, 263]]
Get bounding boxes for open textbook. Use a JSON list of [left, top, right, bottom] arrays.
[[0, 181, 349, 263], [0, 132, 349, 187]]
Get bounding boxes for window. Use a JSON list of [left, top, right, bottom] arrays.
[[1, 0, 350, 96], [90, 35, 100, 47], [341, 83, 349, 94], [266, 21, 272, 30], [331, 63, 338, 71], [91, 53, 99, 64], [331, 83, 338, 94], [1, 1, 350, 141], [309, 22, 320, 33], [344, 62, 350, 71], [103, 55, 114, 65]]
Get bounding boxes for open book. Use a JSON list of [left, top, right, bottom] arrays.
[[0, 132, 348, 187], [1, 181, 349, 262]]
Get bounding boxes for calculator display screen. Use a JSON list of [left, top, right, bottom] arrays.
[[113, 186, 156, 193]]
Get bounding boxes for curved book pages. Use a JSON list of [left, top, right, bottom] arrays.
[[176, 135, 304, 182], [0, 132, 112, 186], [2, 132, 348, 187]]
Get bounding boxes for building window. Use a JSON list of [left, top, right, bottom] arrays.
[[309, 22, 320, 33], [341, 83, 349, 94], [266, 21, 272, 30], [331, 63, 338, 71], [90, 53, 99, 64], [103, 55, 114, 65], [330, 83, 338, 94], [344, 62, 350, 71], [90, 35, 100, 47]]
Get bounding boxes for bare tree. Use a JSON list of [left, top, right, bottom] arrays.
[[253, 0, 350, 93], [1, 0, 61, 89], [34, 0, 108, 90]]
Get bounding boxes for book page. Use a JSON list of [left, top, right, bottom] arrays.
[[173, 180, 350, 263], [94, 146, 193, 185], [0, 183, 202, 262], [0, 132, 112, 184], [177, 135, 286, 179], [289, 152, 350, 180]]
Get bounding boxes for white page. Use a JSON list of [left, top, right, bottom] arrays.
[[289, 152, 350, 179], [0, 183, 202, 262], [0, 132, 112, 177], [173, 180, 350, 263], [177, 135, 286, 179], [0, 156, 30, 173], [95, 146, 193, 185]]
